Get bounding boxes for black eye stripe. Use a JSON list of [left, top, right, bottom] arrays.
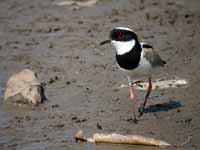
[[110, 29, 138, 41]]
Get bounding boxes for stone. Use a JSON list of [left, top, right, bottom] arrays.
[[4, 69, 45, 105]]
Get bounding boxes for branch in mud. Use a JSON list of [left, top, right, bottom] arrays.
[[74, 130, 192, 147]]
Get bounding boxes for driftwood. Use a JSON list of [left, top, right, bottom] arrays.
[[53, 0, 98, 7], [75, 130, 192, 147], [117, 78, 188, 91]]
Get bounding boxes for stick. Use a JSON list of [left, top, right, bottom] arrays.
[[74, 130, 192, 147], [92, 133, 171, 146]]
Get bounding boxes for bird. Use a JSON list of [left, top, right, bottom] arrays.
[[100, 27, 166, 122]]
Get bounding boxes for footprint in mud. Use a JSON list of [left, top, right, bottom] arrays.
[[71, 116, 88, 123]]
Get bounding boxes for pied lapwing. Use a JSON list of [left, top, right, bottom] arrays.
[[100, 27, 166, 122]]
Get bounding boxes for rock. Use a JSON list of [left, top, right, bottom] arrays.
[[4, 69, 45, 105]]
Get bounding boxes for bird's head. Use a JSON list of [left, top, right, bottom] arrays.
[[100, 27, 139, 55]]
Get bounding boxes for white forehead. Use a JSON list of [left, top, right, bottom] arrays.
[[114, 27, 133, 32]]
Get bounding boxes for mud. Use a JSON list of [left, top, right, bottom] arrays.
[[0, 0, 200, 149]]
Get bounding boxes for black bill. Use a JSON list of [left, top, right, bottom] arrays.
[[99, 39, 111, 45]]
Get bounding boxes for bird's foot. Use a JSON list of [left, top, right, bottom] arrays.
[[138, 105, 144, 117]]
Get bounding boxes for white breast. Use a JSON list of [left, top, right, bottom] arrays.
[[111, 40, 136, 55], [119, 50, 152, 80]]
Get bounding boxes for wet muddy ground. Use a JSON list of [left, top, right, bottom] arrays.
[[0, 0, 200, 149]]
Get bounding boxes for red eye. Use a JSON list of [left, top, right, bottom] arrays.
[[118, 32, 124, 39]]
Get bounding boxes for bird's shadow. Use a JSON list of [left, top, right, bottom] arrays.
[[143, 101, 182, 113]]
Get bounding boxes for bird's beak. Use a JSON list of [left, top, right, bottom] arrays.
[[99, 39, 111, 45]]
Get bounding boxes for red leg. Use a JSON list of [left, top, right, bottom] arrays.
[[129, 83, 137, 123], [144, 77, 152, 108], [129, 83, 135, 100], [139, 77, 152, 116]]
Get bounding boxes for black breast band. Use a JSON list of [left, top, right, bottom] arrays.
[[116, 42, 142, 70]]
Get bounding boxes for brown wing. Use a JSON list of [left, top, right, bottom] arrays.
[[142, 44, 166, 67]]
